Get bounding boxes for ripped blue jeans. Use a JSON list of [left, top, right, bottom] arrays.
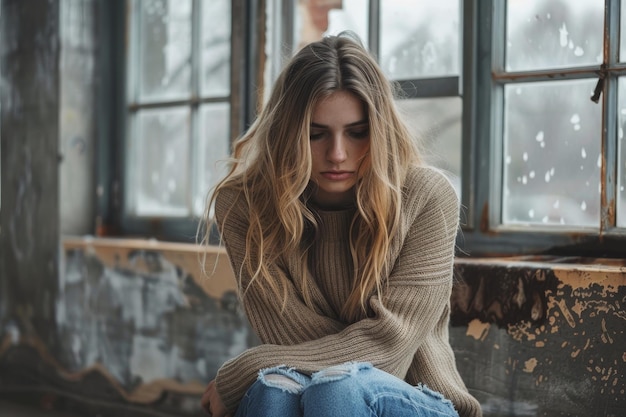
[[234, 362, 459, 417]]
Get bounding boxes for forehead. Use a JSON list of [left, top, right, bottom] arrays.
[[311, 91, 366, 124]]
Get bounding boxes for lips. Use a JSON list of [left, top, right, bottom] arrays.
[[321, 171, 354, 181]]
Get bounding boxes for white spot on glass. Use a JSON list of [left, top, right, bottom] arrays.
[[581, 147, 587, 159], [168, 179, 176, 192], [536, 131, 544, 142], [523, 152, 528, 161], [559, 23, 569, 47], [529, 171, 535, 179], [528, 209, 535, 218], [574, 46, 584, 56], [580, 201, 587, 211]]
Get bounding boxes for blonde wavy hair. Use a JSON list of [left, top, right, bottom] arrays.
[[204, 33, 421, 322]]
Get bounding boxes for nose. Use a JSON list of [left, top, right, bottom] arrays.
[[327, 137, 347, 163]]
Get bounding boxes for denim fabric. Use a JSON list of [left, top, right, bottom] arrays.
[[234, 362, 459, 417]]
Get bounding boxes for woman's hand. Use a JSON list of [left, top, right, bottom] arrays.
[[201, 379, 230, 417]]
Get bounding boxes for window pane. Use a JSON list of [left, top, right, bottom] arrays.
[[503, 80, 601, 227], [295, 0, 368, 51], [139, 0, 192, 100], [617, 78, 626, 227], [506, 0, 603, 72], [133, 108, 191, 216], [194, 103, 231, 216], [380, 0, 459, 79], [201, 0, 231, 97], [396, 97, 462, 194]]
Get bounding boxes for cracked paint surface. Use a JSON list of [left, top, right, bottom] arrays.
[[450, 257, 625, 417]]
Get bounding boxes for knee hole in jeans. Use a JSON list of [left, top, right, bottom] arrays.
[[261, 373, 304, 394]]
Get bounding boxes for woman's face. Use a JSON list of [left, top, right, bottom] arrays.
[[309, 91, 370, 209]]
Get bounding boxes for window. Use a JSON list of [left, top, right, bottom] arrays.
[[464, 0, 625, 256], [113, 1, 624, 255], [121, 0, 233, 238]]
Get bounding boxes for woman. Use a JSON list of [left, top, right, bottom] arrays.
[[201, 33, 482, 417]]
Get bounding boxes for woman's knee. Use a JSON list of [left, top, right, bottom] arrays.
[[236, 366, 308, 417], [301, 362, 375, 409], [301, 363, 458, 417]]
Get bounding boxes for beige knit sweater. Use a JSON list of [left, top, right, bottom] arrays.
[[214, 166, 482, 417]]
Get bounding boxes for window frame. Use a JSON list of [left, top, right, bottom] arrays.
[[102, 0, 626, 256], [105, 0, 256, 241], [460, 0, 626, 257]]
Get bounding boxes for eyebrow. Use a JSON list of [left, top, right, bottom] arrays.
[[310, 119, 369, 129]]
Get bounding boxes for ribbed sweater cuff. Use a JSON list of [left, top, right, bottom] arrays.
[[215, 351, 259, 413]]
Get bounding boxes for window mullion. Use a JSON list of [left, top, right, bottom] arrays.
[[460, 0, 477, 229], [125, 0, 142, 216], [600, 0, 621, 231], [368, 0, 380, 59], [189, 0, 201, 215], [487, 0, 506, 231]]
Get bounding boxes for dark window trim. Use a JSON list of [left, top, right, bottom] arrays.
[[98, 0, 259, 242], [457, 0, 625, 258]]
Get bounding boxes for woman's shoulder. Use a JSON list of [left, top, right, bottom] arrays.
[[403, 165, 457, 197], [402, 165, 460, 217], [214, 185, 247, 225]]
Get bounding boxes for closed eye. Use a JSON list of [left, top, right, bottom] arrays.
[[349, 129, 369, 139], [310, 131, 325, 140]]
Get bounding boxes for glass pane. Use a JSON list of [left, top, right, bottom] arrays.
[[294, 0, 368, 52], [139, 0, 192, 100], [503, 80, 601, 227], [133, 107, 190, 216], [396, 97, 462, 195], [194, 103, 231, 216], [201, 0, 231, 97], [617, 78, 626, 227], [506, 0, 603, 72], [380, 0, 459, 79]]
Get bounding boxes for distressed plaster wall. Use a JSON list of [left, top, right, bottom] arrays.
[[450, 257, 626, 417], [2, 235, 623, 417], [0, 0, 61, 347], [0, 239, 259, 416]]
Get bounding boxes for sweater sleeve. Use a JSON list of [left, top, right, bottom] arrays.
[[214, 171, 460, 413]]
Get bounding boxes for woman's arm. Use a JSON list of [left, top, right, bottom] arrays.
[[213, 171, 460, 413]]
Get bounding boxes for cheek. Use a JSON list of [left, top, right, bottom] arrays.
[[309, 144, 322, 166], [358, 142, 370, 160], [357, 143, 371, 170]]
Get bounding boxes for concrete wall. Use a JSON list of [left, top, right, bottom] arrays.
[[0, 0, 61, 349]]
